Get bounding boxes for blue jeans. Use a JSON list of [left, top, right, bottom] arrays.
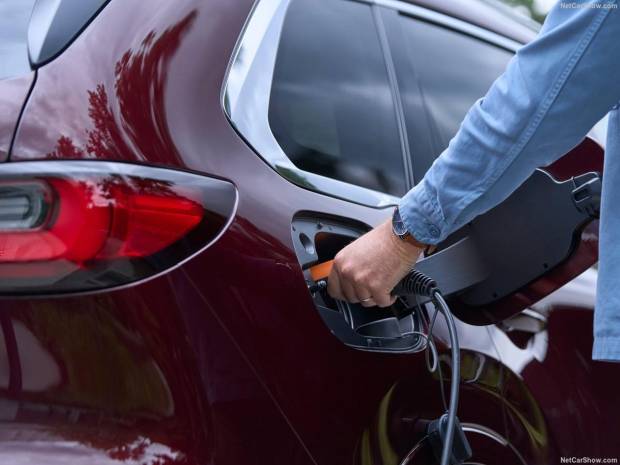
[[398, 0, 620, 361]]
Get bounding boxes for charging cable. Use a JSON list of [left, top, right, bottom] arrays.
[[394, 270, 471, 465], [308, 262, 471, 464]]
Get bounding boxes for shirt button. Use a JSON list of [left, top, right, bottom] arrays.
[[428, 225, 440, 238]]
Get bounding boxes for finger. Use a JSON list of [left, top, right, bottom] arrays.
[[327, 268, 345, 300], [340, 275, 361, 303], [328, 262, 361, 303], [359, 298, 376, 308], [372, 290, 395, 308], [352, 279, 374, 306]]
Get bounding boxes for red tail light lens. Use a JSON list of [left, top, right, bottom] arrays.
[[0, 162, 237, 294]]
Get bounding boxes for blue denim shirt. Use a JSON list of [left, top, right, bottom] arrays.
[[398, 0, 620, 361]]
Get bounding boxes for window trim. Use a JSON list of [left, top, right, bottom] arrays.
[[222, 0, 404, 208], [373, 5, 415, 191], [222, 0, 523, 208], [371, 0, 522, 53], [380, 3, 519, 182]]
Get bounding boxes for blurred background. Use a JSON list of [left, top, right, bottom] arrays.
[[497, 0, 556, 22]]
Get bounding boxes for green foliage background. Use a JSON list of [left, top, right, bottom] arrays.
[[501, 0, 548, 22]]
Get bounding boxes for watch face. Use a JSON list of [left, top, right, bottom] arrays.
[[392, 208, 408, 238]]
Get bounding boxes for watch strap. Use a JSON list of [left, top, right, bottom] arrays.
[[392, 208, 437, 255]]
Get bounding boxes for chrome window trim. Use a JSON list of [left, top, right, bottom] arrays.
[[222, 0, 400, 208], [371, 0, 522, 52], [222, 0, 523, 208]]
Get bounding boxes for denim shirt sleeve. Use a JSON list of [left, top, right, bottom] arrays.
[[399, 0, 620, 245]]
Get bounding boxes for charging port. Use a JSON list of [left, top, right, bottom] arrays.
[[292, 214, 425, 353]]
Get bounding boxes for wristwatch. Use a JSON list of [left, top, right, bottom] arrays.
[[392, 207, 435, 253]]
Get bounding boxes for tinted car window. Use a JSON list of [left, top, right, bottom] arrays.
[[383, 12, 514, 178], [268, 0, 407, 197], [0, 0, 36, 79]]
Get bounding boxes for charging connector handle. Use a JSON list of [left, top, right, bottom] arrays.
[[391, 269, 438, 298], [427, 414, 472, 465]]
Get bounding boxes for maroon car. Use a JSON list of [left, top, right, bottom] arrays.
[[0, 0, 617, 464]]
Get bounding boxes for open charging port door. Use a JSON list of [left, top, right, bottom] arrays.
[[448, 168, 600, 321], [293, 167, 601, 348]]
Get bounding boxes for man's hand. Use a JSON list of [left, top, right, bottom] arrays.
[[327, 218, 423, 308]]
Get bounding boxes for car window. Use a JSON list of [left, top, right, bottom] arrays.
[[268, 0, 408, 197], [0, 0, 36, 79], [383, 11, 514, 179]]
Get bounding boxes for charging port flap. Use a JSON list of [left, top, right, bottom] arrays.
[[457, 169, 598, 308]]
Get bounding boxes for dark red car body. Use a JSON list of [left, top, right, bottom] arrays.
[[0, 0, 618, 464]]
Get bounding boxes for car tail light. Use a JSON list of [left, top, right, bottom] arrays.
[[0, 161, 237, 294]]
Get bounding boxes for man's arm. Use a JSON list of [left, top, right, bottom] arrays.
[[328, 1, 620, 307], [400, 0, 620, 244]]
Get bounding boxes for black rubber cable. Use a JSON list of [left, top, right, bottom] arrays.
[[394, 270, 461, 465], [432, 290, 460, 465], [312, 268, 462, 465]]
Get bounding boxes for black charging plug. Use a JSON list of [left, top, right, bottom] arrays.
[[427, 413, 472, 465]]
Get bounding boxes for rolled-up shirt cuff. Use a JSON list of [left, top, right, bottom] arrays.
[[397, 179, 446, 245], [592, 336, 620, 362]]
